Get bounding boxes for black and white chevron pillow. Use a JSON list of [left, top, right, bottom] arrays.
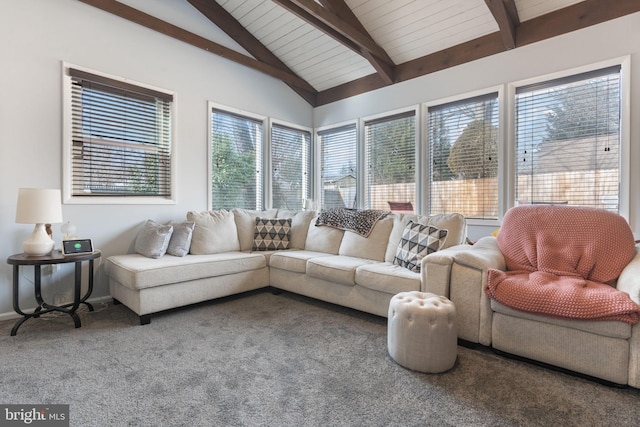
[[393, 221, 448, 272], [252, 218, 292, 251]]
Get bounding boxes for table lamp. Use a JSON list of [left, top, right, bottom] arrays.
[[15, 188, 63, 256]]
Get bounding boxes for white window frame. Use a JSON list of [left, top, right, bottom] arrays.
[[207, 102, 267, 210], [507, 56, 630, 221], [315, 119, 358, 210], [423, 86, 505, 225], [359, 105, 420, 212], [267, 118, 313, 210], [62, 63, 177, 205]]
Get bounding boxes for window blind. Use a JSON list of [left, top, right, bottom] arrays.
[[318, 124, 357, 210], [69, 68, 172, 197], [211, 109, 264, 210], [515, 66, 621, 211], [271, 124, 311, 210], [427, 93, 499, 219], [364, 111, 415, 212]]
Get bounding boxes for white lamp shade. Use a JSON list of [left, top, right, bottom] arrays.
[[15, 188, 63, 224]]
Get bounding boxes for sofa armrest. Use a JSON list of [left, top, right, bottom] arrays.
[[421, 243, 473, 297], [617, 248, 640, 305], [452, 236, 506, 273]]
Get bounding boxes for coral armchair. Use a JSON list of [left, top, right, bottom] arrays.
[[423, 205, 640, 386]]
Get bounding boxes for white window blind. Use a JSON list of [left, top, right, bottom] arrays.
[[364, 111, 416, 212], [211, 109, 263, 210], [427, 93, 499, 219], [515, 66, 621, 211], [318, 124, 357, 210], [68, 68, 173, 197], [271, 124, 311, 210]]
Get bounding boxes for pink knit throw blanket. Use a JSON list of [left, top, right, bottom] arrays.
[[485, 205, 640, 323]]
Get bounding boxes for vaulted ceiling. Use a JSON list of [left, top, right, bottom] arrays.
[[79, 0, 640, 106]]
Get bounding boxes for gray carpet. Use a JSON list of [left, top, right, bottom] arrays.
[[1, 289, 639, 427]]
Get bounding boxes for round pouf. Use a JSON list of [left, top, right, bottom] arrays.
[[387, 291, 457, 373]]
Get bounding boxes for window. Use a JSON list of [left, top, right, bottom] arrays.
[[210, 107, 264, 210], [318, 124, 357, 210], [515, 66, 621, 211], [364, 111, 416, 212], [427, 93, 499, 219], [271, 123, 312, 210], [64, 66, 174, 202]]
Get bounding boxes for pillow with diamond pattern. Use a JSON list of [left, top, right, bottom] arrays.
[[252, 218, 292, 251], [393, 221, 448, 272]]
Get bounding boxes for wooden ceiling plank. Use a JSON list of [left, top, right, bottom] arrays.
[[273, 0, 394, 83], [484, 0, 518, 49], [318, 0, 640, 105], [286, 0, 390, 61], [77, 0, 317, 99], [318, 0, 395, 84], [516, 0, 640, 47], [186, 0, 317, 105]]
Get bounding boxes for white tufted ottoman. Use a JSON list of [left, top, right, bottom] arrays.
[[387, 291, 457, 373]]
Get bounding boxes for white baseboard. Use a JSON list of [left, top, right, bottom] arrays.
[[0, 295, 114, 322]]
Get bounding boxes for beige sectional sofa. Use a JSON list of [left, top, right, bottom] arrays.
[[105, 209, 468, 325]]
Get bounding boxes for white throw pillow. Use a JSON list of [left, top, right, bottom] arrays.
[[338, 215, 393, 261], [276, 209, 315, 249], [187, 210, 240, 254], [304, 215, 344, 254]]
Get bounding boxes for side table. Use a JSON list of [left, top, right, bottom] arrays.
[[7, 250, 101, 336]]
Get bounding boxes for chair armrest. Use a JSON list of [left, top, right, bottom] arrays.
[[617, 248, 640, 305], [452, 236, 506, 273], [421, 244, 474, 296]]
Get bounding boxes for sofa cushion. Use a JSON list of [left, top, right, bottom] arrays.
[[307, 255, 377, 286], [135, 220, 173, 259], [232, 209, 278, 251], [269, 250, 333, 273], [385, 213, 466, 262], [276, 209, 315, 249], [165, 221, 195, 257], [304, 215, 344, 254], [356, 263, 421, 294], [188, 210, 240, 255], [338, 216, 393, 261], [393, 222, 448, 272], [252, 218, 291, 251], [491, 300, 631, 339], [106, 252, 266, 291]]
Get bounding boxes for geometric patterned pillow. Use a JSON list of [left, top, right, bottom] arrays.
[[252, 218, 292, 251], [393, 221, 448, 272]]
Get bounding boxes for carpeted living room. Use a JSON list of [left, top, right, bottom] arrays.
[[3, 1, 640, 426]]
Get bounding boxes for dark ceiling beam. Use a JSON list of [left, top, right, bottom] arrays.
[[186, 0, 317, 106], [77, 0, 316, 95], [484, 0, 519, 49], [318, 0, 640, 106], [316, 0, 395, 84], [272, 0, 395, 84]]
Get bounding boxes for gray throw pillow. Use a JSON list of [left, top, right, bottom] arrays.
[[166, 221, 195, 257], [135, 220, 173, 259]]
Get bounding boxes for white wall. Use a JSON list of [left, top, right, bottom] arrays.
[[0, 0, 313, 317], [314, 12, 640, 241]]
